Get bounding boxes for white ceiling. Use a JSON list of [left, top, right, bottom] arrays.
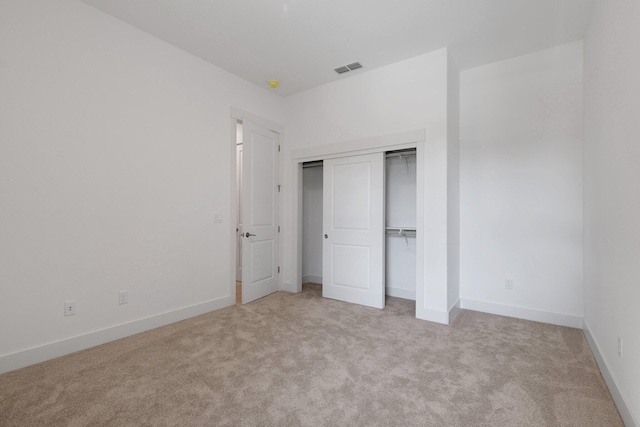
[[80, 0, 596, 96]]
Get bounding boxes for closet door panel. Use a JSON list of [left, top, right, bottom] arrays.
[[322, 153, 385, 309]]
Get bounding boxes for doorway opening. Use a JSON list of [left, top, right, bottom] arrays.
[[231, 113, 281, 305]]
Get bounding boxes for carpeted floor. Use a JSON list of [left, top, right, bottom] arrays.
[[0, 284, 623, 426]]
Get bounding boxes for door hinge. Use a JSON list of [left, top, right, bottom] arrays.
[[278, 184, 281, 192], [278, 226, 280, 232], [278, 145, 281, 152], [278, 266, 280, 273]]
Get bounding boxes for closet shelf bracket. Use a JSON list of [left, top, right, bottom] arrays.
[[385, 227, 416, 246]]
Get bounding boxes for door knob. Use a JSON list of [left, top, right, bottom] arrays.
[[324, 234, 328, 239], [245, 233, 256, 238]]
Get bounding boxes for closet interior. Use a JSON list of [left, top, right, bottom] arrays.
[[301, 148, 417, 301]]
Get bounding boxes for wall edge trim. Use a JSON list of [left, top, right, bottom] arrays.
[[459, 298, 583, 328], [0, 296, 234, 375], [230, 107, 284, 133], [386, 287, 416, 301], [302, 275, 323, 285], [448, 299, 461, 323], [292, 129, 425, 162], [583, 320, 639, 427], [416, 307, 449, 325]]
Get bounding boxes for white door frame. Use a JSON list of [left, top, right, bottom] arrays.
[[229, 108, 284, 303], [290, 129, 426, 314], [235, 141, 243, 281]]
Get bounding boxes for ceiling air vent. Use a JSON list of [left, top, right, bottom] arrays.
[[334, 62, 363, 74]]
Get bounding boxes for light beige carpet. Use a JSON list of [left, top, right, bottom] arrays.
[[0, 284, 623, 426]]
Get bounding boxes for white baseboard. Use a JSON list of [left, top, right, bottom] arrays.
[[583, 320, 639, 427], [415, 306, 449, 324], [302, 275, 322, 285], [448, 299, 461, 323], [385, 287, 416, 300], [459, 298, 583, 328], [0, 295, 234, 375]]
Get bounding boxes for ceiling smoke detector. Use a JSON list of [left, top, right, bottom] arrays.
[[334, 62, 363, 74]]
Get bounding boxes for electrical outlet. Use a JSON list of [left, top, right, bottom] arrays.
[[505, 279, 514, 290], [119, 290, 128, 305], [64, 301, 76, 316], [618, 337, 623, 358]]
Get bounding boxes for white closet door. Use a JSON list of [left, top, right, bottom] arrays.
[[322, 153, 385, 309], [242, 120, 279, 304]]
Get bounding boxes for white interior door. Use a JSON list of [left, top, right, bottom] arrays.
[[322, 152, 385, 309], [242, 120, 279, 303]]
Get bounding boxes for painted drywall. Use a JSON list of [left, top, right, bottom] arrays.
[[302, 166, 323, 283], [459, 41, 584, 327], [284, 49, 455, 321], [583, 1, 640, 424], [283, 50, 447, 152], [386, 155, 417, 300], [0, 0, 284, 370]]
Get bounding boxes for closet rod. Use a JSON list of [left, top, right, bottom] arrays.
[[385, 228, 416, 236]]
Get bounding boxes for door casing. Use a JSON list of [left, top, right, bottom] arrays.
[[291, 129, 426, 315], [241, 120, 280, 303], [229, 108, 284, 304]]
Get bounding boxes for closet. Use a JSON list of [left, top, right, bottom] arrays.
[[301, 148, 417, 304], [301, 161, 324, 285], [384, 149, 417, 300]]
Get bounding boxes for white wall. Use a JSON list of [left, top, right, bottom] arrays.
[[302, 166, 323, 283], [583, 1, 640, 425], [284, 49, 457, 323], [459, 42, 584, 328], [0, 0, 284, 372], [283, 49, 448, 150]]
